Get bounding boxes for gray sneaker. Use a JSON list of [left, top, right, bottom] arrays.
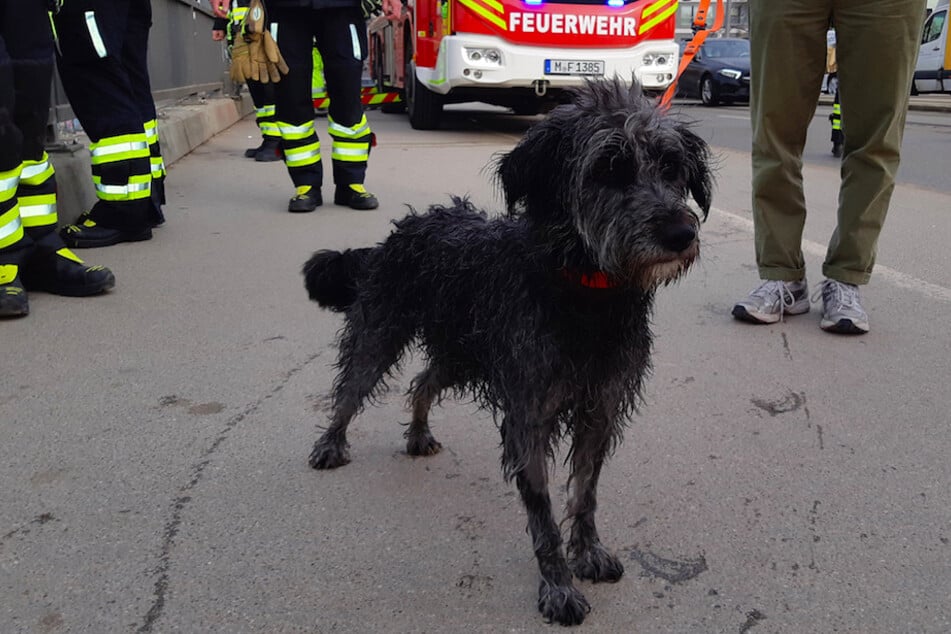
[[732, 279, 810, 324], [817, 279, 869, 334]]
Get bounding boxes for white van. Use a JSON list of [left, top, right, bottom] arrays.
[[913, 0, 950, 94]]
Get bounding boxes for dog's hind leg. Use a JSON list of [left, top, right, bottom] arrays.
[[404, 364, 447, 456], [566, 421, 624, 583], [502, 416, 591, 625], [309, 315, 413, 470]]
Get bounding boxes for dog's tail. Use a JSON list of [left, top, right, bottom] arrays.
[[302, 248, 373, 311]]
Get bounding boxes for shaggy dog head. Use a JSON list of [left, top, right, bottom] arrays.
[[496, 78, 713, 290]]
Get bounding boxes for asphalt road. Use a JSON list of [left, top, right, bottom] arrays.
[[2, 100, 950, 633]]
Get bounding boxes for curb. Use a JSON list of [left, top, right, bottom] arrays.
[[48, 92, 254, 227], [817, 93, 951, 113]]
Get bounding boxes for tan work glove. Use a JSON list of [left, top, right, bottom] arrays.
[[229, 0, 289, 84]]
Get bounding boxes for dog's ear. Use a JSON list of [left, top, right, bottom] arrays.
[[496, 118, 563, 214], [677, 126, 713, 220]]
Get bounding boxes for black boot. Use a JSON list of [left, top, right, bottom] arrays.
[[22, 247, 115, 297], [60, 216, 152, 249], [0, 265, 29, 317], [287, 185, 322, 213], [245, 139, 265, 158], [334, 184, 379, 210], [255, 137, 283, 162]]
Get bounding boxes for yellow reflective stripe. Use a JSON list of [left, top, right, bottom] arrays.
[[0, 205, 24, 248], [150, 157, 166, 176], [231, 6, 249, 20], [256, 105, 276, 117], [143, 120, 159, 144], [20, 153, 52, 181], [639, 0, 677, 34], [456, 0, 506, 30], [327, 115, 370, 139], [331, 142, 370, 162], [259, 121, 280, 136], [0, 166, 22, 203], [278, 121, 316, 140], [19, 204, 57, 228], [93, 174, 151, 200], [90, 135, 150, 165], [84, 11, 108, 58], [284, 143, 322, 167]]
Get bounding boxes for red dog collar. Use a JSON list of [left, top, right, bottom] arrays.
[[561, 269, 620, 289]]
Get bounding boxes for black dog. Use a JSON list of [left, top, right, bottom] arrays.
[[303, 78, 712, 625]]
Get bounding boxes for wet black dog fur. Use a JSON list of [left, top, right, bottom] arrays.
[[302, 78, 712, 626]]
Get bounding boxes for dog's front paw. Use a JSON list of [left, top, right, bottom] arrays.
[[570, 543, 624, 583], [537, 580, 590, 626], [309, 437, 351, 469], [405, 429, 442, 456]]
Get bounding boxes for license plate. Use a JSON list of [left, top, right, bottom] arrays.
[[544, 59, 605, 76]]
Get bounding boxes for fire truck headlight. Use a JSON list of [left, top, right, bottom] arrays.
[[642, 53, 655, 65], [464, 48, 502, 66], [655, 56, 667, 66]]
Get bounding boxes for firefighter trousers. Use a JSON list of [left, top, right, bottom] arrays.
[[749, 0, 927, 285], [53, 0, 164, 231], [272, 6, 371, 190], [0, 0, 68, 266]]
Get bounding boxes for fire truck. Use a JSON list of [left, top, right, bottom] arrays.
[[366, 0, 680, 129]]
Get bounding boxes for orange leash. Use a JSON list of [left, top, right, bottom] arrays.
[[659, 0, 725, 109]]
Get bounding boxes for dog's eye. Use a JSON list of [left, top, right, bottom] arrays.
[[660, 156, 681, 181]]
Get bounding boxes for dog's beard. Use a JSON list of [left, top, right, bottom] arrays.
[[636, 241, 699, 289]]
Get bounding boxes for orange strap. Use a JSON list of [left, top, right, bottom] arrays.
[[659, 0, 725, 109]]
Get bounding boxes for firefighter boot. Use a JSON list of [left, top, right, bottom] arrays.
[[244, 139, 264, 158], [60, 216, 153, 249], [0, 264, 29, 317], [288, 185, 322, 213], [254, 137, 283, 162], [334, 184, 379, 211], [22, 247, 115, 297]]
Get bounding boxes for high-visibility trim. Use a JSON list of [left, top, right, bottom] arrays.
[[277, 121, 316, 140], [327, 115, 370, 139], [457, 0, 506, 30], [84, 11, 108, 58], [143, 119, 160, 144], [259, 121, 280, 137], [231, 6, 249, 21], [93, 174, 152, 201], [0, 166, 22, 203], [90, 135, 150, 165], [0, 206, 24, 249], [284, 143, 322, 167], [349, 24, 361, 60], [638, 0, 678, 34], [256, 105, 276, 118], [331, 142, 370, 162], [150, 157, 167, 177], [19, 195, 57, 228], [20, 154, 53, 185]]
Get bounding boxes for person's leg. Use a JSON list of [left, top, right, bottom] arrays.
[[246, 80, 281, 161], [272, 7, 323, 212], [749, 0, 831, 282], [316, 8, 377, 209], [824, 0, 927, 285], [53, 0, 153, 244], [733, 0, 830, 325]]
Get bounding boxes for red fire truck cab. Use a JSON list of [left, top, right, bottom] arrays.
[[368, 0, 679, 129]]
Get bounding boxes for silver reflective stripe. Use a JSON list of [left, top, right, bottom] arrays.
[[328, 119, 369, 137], [21, 160, 50, 180], [0, 174, 19, 193], [96, 182, 150, 195], [91, 141, 149, 157], [278, 122, 314, 136], [19, 204, 56, 218], [0, 214, 22, 241], [349, 24, 361, 60], [84, 11, 108, 58], [271, 23, 278, 41]]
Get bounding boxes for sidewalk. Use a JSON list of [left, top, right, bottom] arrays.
[[818, 92, 951, 112], [48, 90, 254, 227]]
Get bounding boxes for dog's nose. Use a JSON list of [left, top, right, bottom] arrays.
[[659, 224, 697, 252]]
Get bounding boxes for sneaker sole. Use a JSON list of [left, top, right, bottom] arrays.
[[820, 318, 869, 335], [63, 228, 153, 249], [732, 303, 809, 324]]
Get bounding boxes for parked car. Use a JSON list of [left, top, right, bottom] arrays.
[[677, 37, 751, 106], [912, 0, 950, 95]]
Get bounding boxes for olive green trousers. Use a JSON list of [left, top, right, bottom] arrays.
[[749, 0, 927, 285]]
